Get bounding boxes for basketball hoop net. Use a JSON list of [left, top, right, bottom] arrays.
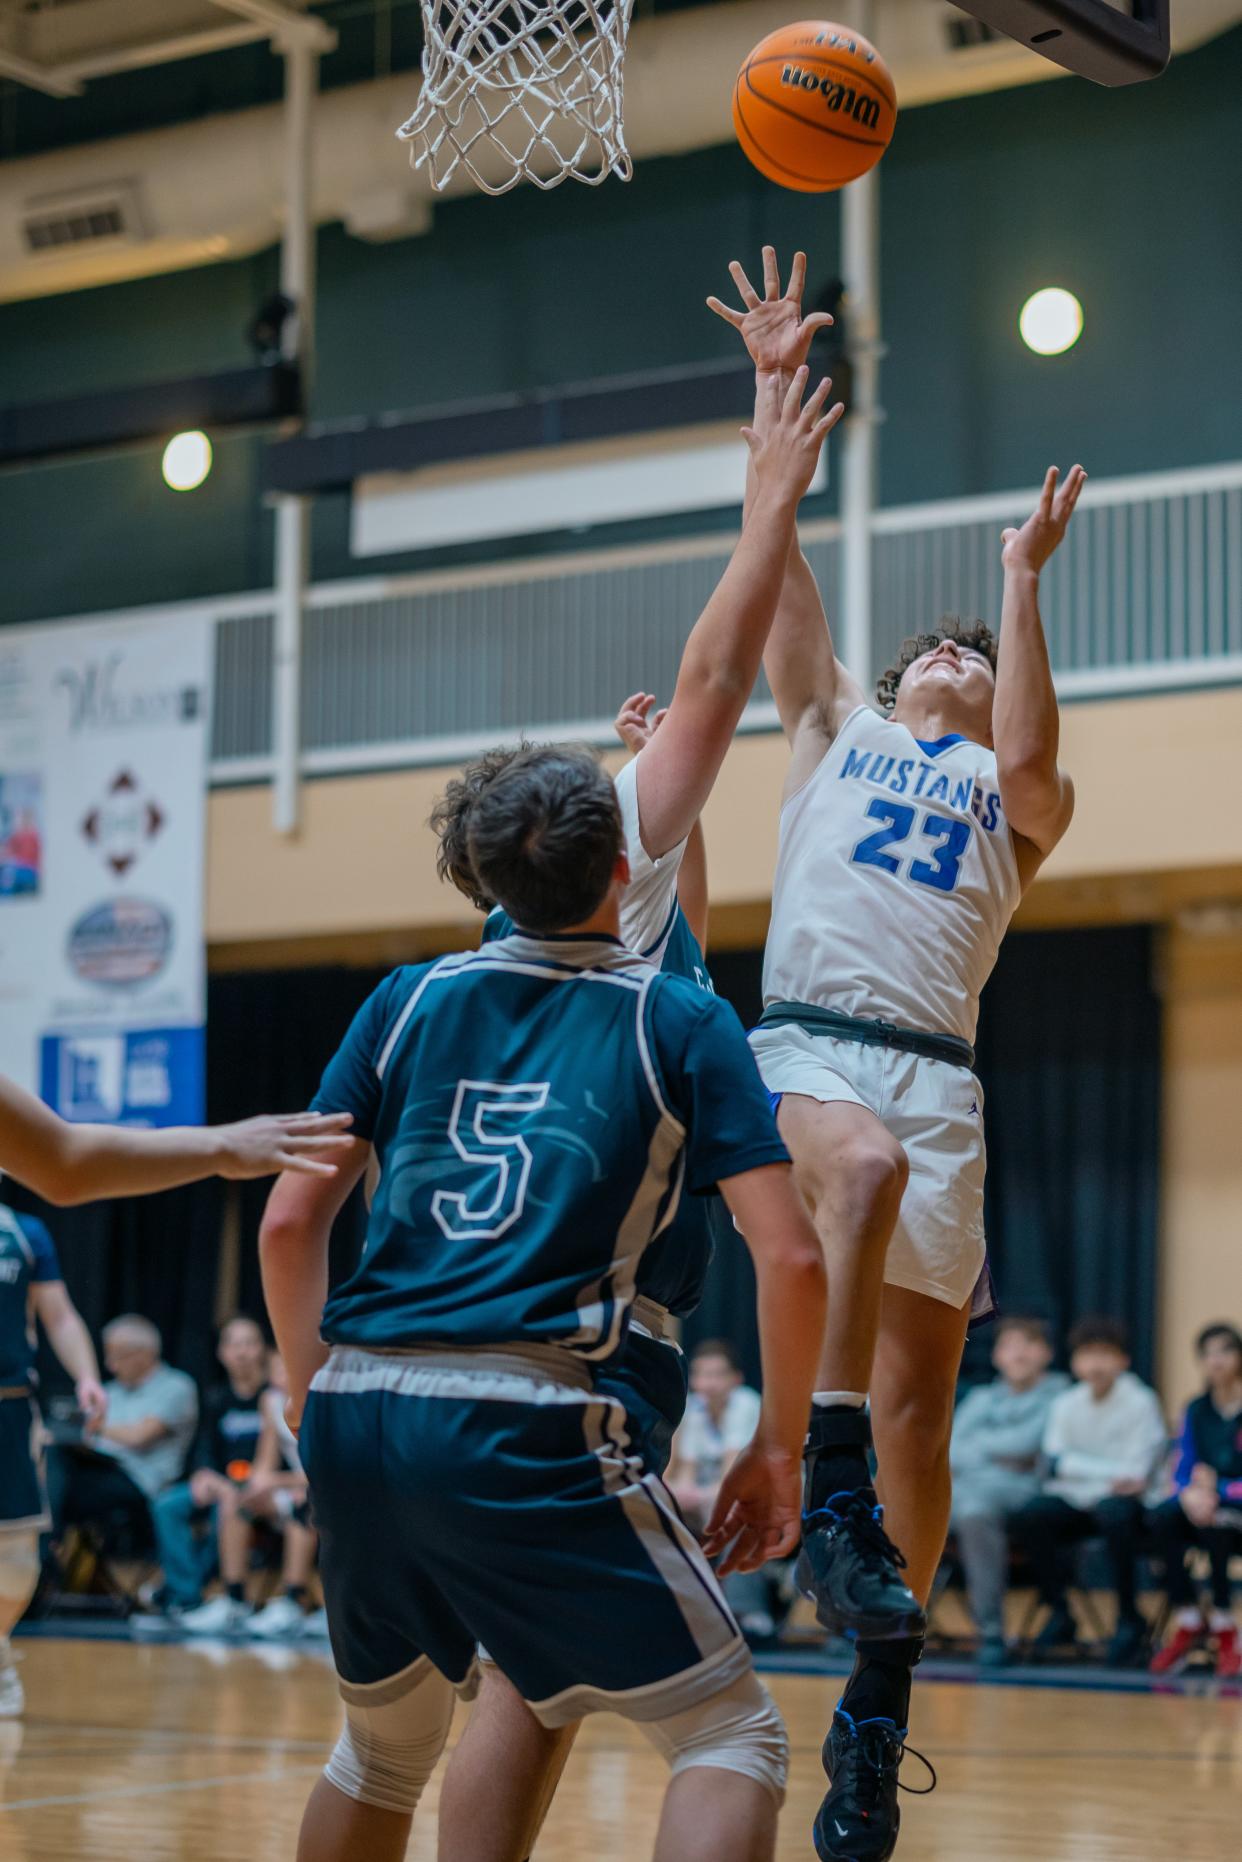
[[399, 0, 635, 196]]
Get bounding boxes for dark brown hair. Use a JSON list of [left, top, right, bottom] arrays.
[[465, 744, 622, 934], [429, 744, 526, 912], [1196, 1322, 1242, 1359], [1067, 1316, 1130, 1358], [994, 1315, 1052, 1348], [875, 615, 999, 714], [691, 1338, 744, 1375]]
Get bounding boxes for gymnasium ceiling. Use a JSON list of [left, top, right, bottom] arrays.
[[3, 1, 1241, 166]]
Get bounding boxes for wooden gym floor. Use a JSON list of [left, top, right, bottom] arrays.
[[1, 1637, 1240, 1860]]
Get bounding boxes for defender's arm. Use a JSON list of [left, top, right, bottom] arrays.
[[746, 379, 867, 747], [259, 1140, 371, 1425], [633, 359, 842, 858], [704, 1162, 826, 1574], [0, 1072, 352, 1205], [711, 248, 864, 749], [30, 1279, 105, 1430], [675, 820, 709, 954], [993, 466, 1085, 862]]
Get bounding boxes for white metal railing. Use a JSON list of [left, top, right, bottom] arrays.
[[23, 459, 1242, 785]]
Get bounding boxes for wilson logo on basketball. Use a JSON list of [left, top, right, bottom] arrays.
[[779, 65, 881, 132]]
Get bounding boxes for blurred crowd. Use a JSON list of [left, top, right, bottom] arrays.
[[39, 1312, 325, 1641], [668, 1321, 1242, 1676], [30, 1301, 1242, 1672]]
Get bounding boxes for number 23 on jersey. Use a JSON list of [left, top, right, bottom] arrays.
[[851, 799, 970, 894]]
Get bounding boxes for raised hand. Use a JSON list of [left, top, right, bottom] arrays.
[[701, 1435, 802, 1577], [742, 365, 845, 507], [1002, 465, 1087, 575], [708, 246, 833, 375], [614, 692, 668, 755], [215, 1110, 355, 1180]]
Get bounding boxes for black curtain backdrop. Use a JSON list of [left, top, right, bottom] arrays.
[[692, 926, 1163, 1389], [11, 927, 1160, 1399]]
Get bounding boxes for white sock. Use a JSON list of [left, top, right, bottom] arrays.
[[1175, 1607, 1203, 1630], [1209, 1609, 1235, 1632], [812, 1391, 867, 1410]]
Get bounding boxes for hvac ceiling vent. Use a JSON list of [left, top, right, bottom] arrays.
[[945, 10, 1006, 50], [22, 182, 146, 256]]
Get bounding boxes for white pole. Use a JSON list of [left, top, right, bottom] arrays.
[[272, 32, 317, 836], [838, 0, 881, 694]]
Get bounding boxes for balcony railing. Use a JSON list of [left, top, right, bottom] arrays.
[[38, 459, 1242, 785]]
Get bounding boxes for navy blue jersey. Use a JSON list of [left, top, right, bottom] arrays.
[[0, 1203, 61, 1389], [312, 934, 787, 1358], [482, 904, 716, 1317]]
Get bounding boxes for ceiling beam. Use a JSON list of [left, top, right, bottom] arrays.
[[0, 47, 83, 98], [61, 22, 268, 85], [208, 1, 338, 53]]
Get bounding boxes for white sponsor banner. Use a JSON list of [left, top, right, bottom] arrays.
[[0, 612, 213, 1125]]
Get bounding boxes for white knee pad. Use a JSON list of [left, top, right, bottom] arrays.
[[642, 1671, 789, 1806], [0, 1532, 39, 1607], [324, 1657, 455, 1816]]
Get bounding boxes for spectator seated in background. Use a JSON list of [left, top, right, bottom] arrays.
[[148, 1315, 269, 1629], [1011, 1317, 1167, 1666], [1149, 1321, 1242, 1678], [666, 1338, 761, 1532], [45, 1314, 197, 1572], [947, 1316, 1069, 1667], [242, 1352, 320, 1641], [666, 1340, 787, 1646]]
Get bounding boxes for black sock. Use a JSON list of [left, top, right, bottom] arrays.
[[226, 1582, 246, 1605], [284, 1584, 307, 1605], [841, 1634, 924, 1728], [803, 1404, 874, 1512]]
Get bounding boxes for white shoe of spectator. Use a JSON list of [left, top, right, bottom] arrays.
[[0, 1646, 23, 1719], [180, 1595, 250, 1637], [248, 1596, 305, 1641], [302, 1608, 330, 1640]]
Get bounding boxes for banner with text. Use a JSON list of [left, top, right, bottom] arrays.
[[0, 612, 213, 1125]]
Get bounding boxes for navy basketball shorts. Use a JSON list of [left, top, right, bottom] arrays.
[[595, 1331, 689, 1478], [300, 1346, 750, 1727], [0, 1395, 49, 1533]]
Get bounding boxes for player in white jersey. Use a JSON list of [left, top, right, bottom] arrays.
[[712, 248, 1083, 1861]]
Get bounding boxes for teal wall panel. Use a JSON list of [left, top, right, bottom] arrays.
[[1, 26, 1239, 625]]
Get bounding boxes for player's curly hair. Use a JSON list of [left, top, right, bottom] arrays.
[[874, 615, 999, 715], [429, 743, 526, 912]]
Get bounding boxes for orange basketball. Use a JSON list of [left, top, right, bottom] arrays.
[[733, 21, 897, 194]]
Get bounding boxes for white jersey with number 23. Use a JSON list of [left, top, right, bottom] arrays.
[[761, 705, 1021, 1046]]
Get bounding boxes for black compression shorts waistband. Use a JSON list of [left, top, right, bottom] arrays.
[[758, 1002, 975, 1072]]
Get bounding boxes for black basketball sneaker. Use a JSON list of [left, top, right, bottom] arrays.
[[812, 1707, 936, 1862], [796, 1492, 926, 1640]]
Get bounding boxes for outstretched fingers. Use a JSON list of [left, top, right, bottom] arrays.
[[1056, 463, 1088, 522], [1038, 464, 1058, 521], [783, 248, 807, 303], [800, 374, 834, 426], [780, 363, 810, 419], [813, 400, 847, 441], [728, 259, 761, 308], [274, 1111, 353, 1132], [761, 244, 780, 300], [705, 294, 746, 329]]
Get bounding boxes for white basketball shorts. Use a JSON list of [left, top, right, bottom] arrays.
[[748, 1023, 988, 1312]]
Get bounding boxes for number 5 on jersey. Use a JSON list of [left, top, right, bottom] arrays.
[[431, 1079, 550, 1241]]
